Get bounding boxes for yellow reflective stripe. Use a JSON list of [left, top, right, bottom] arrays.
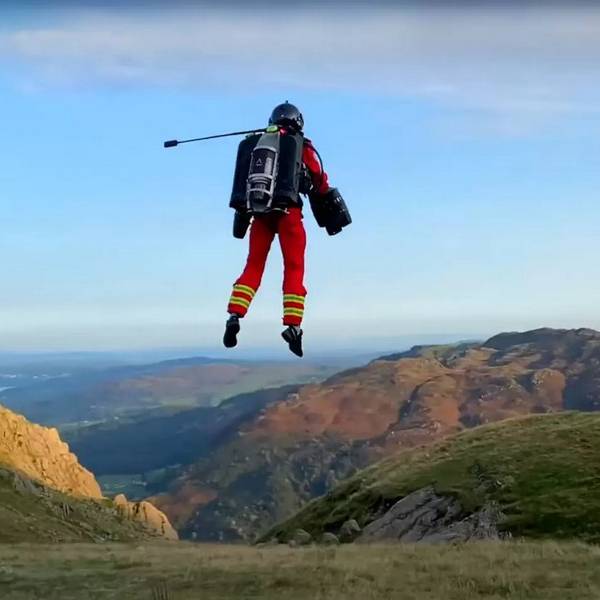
[[283, 308, 304, 317], [234, 284, 256, 297], [229, 297, 250, 309], [283, 294, 305, 303]]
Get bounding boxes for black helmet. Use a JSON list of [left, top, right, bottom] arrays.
[[269, 102, 304, 132]]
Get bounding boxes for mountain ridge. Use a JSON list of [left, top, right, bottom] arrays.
[[157, 327, 600, 541], [58, 327, 600, 542]]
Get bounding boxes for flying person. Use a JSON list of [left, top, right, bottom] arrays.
[[162, 102, 350, 357], [223, 102, 350, 357]]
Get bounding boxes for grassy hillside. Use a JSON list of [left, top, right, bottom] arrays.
[[0, 467, 162, 543], [0, 541, 599, 599], [266, 412, 600, 543]]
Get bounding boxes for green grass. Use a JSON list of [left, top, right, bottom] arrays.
[[0, 469, 160, 544], [0, 541, 599, 599], [264, 412, 600, 543]]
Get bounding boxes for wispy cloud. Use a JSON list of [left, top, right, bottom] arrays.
[[2, 6, 600, 118]]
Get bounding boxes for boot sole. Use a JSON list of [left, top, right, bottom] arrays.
[[223, 322, 241, 348], [281, 330, 303, 358]]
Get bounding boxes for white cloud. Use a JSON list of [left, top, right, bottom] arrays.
[[2, 7, 600, 117]]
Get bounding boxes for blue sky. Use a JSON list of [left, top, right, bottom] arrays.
[[2, 4, 600, 352]]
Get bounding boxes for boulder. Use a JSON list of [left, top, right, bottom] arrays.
[[321, 532, 340, 545], [114, 494, 178, 541], [289, 528, 312, 547], [357, 486, 505, 544], [339, 519, 361, 542]]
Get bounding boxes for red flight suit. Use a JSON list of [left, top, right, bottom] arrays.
[[227, 134, 329, 327]]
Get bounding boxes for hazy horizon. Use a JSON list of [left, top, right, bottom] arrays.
[[0, 331, 484, 357]]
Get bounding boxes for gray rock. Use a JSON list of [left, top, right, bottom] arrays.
[[291, 529, 312, 546], [357, 486, 505, 544], [339, 519, 361, 542], [419, 502, 506, 544], [321, 532, 340, 546], [10, 471, 43, 497]]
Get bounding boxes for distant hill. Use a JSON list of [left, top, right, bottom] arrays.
[[141, 327, 600, 541], [0, 356, 342, 426], [264, 412, 600, 544]]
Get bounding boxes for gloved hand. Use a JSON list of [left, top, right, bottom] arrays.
[[309, 188, 351, 236], [299, 170, 313, 196], [233, 210, 252, 239]]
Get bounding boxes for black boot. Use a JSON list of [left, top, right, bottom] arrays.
[[223, 314, 241, 348], [282, 325, 303, 357]]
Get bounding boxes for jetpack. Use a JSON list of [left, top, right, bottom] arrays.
[[164, 126, 352, 239]]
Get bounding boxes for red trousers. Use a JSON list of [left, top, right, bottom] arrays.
[[228, 208, 307, 326]]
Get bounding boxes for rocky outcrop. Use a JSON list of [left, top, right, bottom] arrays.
[[0, 404, 178, 541], [357, 486, 505, 544], [0, 405, 101, 498], [113, 494, 178, 541]]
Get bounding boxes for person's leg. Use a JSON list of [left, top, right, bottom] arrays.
[[224, 216, 275, 348], [227, 216, 276, 316], [278, 208, 307, 325], [278, 208, 307, 356]]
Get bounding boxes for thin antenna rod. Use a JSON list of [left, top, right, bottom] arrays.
[[164, 127, 267, 148]]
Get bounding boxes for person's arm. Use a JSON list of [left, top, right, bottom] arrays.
[[302, 139, 330, 194]]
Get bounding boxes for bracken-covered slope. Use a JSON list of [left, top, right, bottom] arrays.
[[264, 412, 600, 543], [137, 328, 600, 540]]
